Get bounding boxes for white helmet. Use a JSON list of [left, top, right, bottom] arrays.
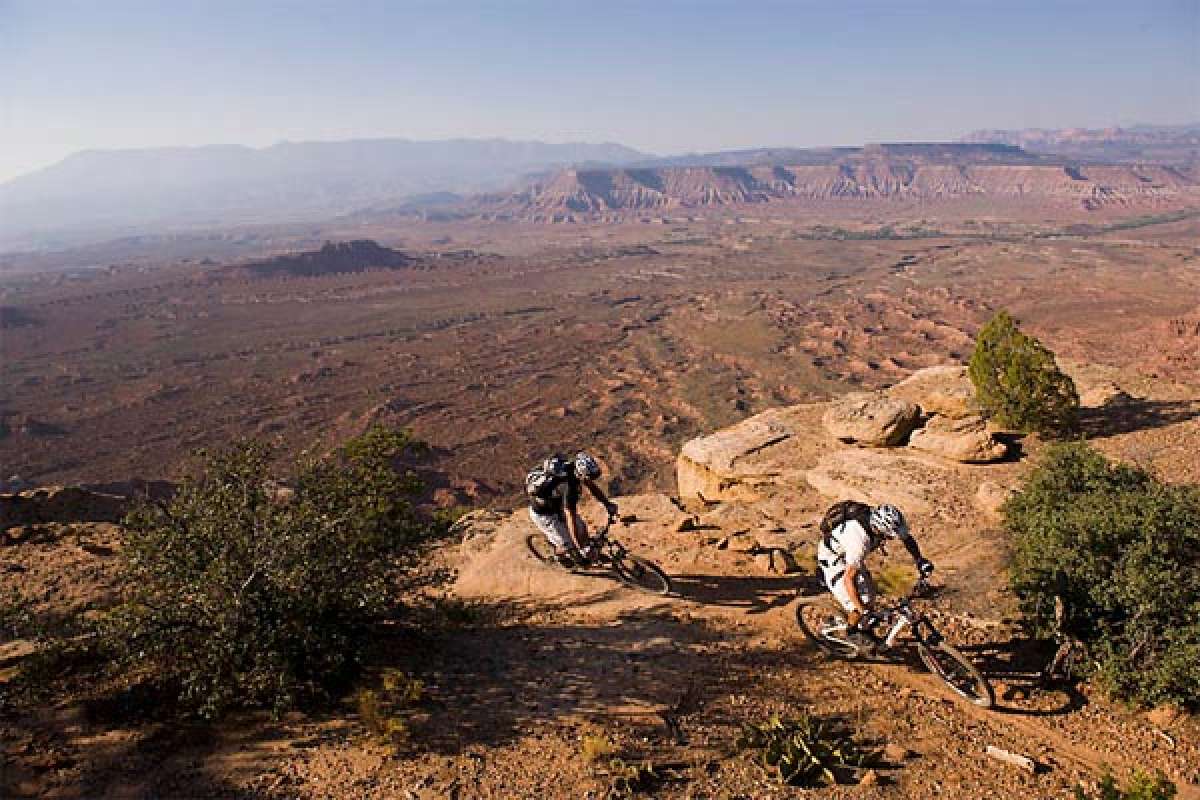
[[573, 451, 601, 481], [869, 504, 908, 539]]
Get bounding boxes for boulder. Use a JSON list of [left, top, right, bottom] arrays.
[[908, 414, 1008, 463], [975, 481, 1016, 518], [885, 365, 977, 419], [676, 405, 814, 503], [822, 393, 921, 447], [805, 449, 952, 513]]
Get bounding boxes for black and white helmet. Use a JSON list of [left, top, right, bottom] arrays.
[[573, 451, 601, 481], [869, 504, 909, 539]]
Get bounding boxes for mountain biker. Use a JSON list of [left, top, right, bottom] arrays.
[[816, 502, 934, 650], [526, 451, 619, 565]]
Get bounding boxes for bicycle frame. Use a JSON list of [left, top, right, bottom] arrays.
[[819, 581, 941, 654], [580, 519, 625, 567]]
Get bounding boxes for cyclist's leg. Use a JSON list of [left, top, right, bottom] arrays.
[[571, 512, 591, 558], [829, 568, 878, 649], [530, 508, 570, 553], [827, 571, 856, 613], [854, 568, 876, 611]]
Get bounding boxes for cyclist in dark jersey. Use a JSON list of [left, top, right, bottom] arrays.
[[526, 452, 618, 564]]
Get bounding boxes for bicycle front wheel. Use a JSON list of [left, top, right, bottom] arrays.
[[612, 554, 672, 595], [917, 641, 995, 708]]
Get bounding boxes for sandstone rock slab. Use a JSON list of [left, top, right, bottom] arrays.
[[676, 405, 818, 503], [1080, 381, 1134, 408], [885, 365, 977, 419], [908, 414, 1008, 463], [975, 481, 1017, 518], [805, 449, 953, 513], [822, 393, 921, 447]]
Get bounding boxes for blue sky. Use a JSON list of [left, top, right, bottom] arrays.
[[1, 0, 1197, 181]]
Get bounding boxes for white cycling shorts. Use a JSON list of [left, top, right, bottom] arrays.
[[529, 508, 587, 550], [827, 567, 876, 612]]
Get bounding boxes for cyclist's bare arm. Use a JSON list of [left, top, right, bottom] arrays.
[[584, 479, 617, 516]]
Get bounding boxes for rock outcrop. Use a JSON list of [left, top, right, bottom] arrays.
[[886, 365, 977, 419], [908, 414, 1009, 463], [217, 240, 413, 281], [804, 449, 953, 513], [0, 486, 130, 528], [676, 404, 823, 503], [822, 393, 921, 447]]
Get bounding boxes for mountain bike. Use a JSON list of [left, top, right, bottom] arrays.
[[795, 578, 995, 708], [526, 516, 672, 596]]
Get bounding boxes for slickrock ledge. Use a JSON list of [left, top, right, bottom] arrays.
[[676, 404, 831, 504]]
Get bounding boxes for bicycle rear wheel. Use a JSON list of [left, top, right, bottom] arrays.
[[917, 641, 995, 708], [795, 603, 860, 659], [612, 554, 672, 595]]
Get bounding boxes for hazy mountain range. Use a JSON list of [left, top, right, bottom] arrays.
[[3, 126, 1197, 251], [0, 139, 648, 250], [961, 123, 1200, 163]]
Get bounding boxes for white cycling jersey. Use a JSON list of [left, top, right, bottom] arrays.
[[816, 519, 872, 581], [817, 518, 877, 612]]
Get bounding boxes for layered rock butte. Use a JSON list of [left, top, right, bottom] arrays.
[[478, 144, 1200, 220]]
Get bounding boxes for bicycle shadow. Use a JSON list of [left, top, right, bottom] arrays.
[[954, 636, 1088, 717], [667, 571, 820, 614]]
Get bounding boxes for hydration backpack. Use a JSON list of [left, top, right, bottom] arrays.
[[525, 455, 568, 499], [819, 500, 873, 542]]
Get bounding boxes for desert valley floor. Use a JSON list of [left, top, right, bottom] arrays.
[[2, 202, 1199, 798]]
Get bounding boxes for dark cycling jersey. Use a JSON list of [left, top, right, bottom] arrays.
[[529, 472, 581, 515]]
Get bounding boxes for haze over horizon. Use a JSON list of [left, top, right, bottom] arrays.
[[3, 0, 1197, 183]]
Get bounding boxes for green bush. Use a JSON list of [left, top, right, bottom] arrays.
[[104, 427, 436, 717], [968, 310, 1079, 436], [1075, 769, 1177, 800], [1007, 442, 1200, 709]]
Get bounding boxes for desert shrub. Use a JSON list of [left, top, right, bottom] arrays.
[[737, 713, 879, 786], [1075, 769, 1177, 800], [356, 668, 425, 754], [102, 427, 437, 717], [1007, 442, 1200, 709], [968, 310, 1079, 436], [605, 759, 669, 797], [580, 731, 616, 765]]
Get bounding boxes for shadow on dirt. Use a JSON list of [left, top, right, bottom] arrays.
[[1080, 398, 1200, 439], [956, 636, 1088, 717], [370, 609, 813, 757], [668, 572, 813, 613], [0, 703, 299, 800]]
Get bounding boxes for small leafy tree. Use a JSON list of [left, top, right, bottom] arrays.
[[969, 310, 1079, 436], [1007, 442, 1200, 709], [107, 427, 435, 717]]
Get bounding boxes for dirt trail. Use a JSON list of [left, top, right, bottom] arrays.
[[446, 483, 1199, 799]]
